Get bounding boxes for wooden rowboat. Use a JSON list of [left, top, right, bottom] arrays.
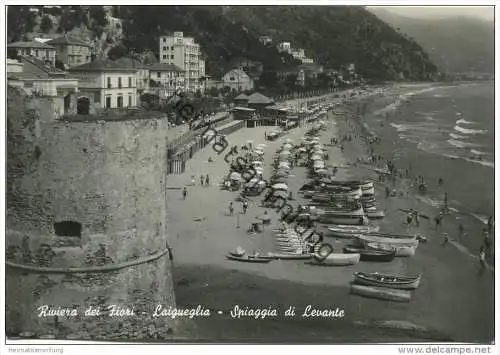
[[327, 225, 380, 238], [343, 246, 396, 262], [366, 243, 416, 257], [269, 253, 312, 260], [353, 271, 422, 290], [350, 284, 411, 302], [226, 255, 272, 263], [355, 235, 419, 247], [308, 253, 360, 266]]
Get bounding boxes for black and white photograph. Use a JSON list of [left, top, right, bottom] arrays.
[[2, 1, 497, 351]]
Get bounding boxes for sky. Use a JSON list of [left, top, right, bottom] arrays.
[[367, 6, 494, 22]]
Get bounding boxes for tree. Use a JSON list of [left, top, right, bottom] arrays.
[[107, 43, 129, 60], [55, 59, 66, 71], [208, 87, 219, 97], [40, 15, 53, 33], [258, 71, 278, 88]]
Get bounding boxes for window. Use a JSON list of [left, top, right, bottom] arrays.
[[107, 77, 112, 88], [163, 38, 166, 42], [157, 72, 161, 78], [163, 55, 166, 59], [46, 50, 49, 57], [163, 46, 166, 51], [54, 221, 82, 238], [128, 95, 132, 107], [171, 46, 174, 50], [128, 77, 132, 87], [171, 55, 174, 59], [117, 96, 123, 108], [105, 96, 111, 108], [36, 49, 39, 56], [118, 77, 122, 88], [230, 76, 235, 81]]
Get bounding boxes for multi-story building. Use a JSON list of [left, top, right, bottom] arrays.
[[159, 32, 205, 93], [277, 42, 292, 54], [147, 62, 185, 98], [114, 56, 150, 95], [69, 59, 138, 109], [7, 41, 57, 66], [47, 35, 92, 68]]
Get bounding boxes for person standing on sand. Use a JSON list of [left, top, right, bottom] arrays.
[[182, 187, 187, 200], [479, 247, 487, 272], [242, 200, 248, 214], [414, 212, 420, 228], [228, 202, 234, 216], [200, 175, 204, 186], [458, 223, 464, 237], [487, 216, 493, 234], [435, 213, 443, 231]]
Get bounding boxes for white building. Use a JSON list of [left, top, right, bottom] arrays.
[[207, 68, 254, 92], [7, 41, 57, 66], [147, 62, 185, 98], [159, 32, 205, 93], [259, 36, 273, 46], [277, 42, 292, 54], [69, 59, 138, 109]]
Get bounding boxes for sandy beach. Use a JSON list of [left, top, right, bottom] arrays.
[[166, 85, 494, 343]]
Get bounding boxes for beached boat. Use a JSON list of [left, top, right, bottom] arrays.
[[343, 246, 396, 262], [269, 253, 312, 260], [355, 234, 419, 247], [226, 255, 273, 263], [353, 271, 422, 290], [309, 253, 360, 266], [350, 284, 411, 302], [366, 210, 385, 220], [367, 232, 423, 240], [366, 243, 416, 257], [327, 225, 380, 238]]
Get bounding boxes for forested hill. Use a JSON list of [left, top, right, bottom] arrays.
[[369, 8, 494, 75], [7, 5, 439, 82], [117, 6, 438, 81]]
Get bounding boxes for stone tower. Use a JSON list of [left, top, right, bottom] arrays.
[[5, 87, 176, 340]]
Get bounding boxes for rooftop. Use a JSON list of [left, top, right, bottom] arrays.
[[114, 56, 147, 69], [47, 35, 91, 47], [69, 58, 138, 72], [146, 62, 184, 72], [8, 41, 55, 49], [22, 56, 67, 76], [234, 93, 249, 100], [247, 92, 274, 105]]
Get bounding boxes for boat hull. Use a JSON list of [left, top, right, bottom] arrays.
[[354, 272, 421, 290], [355, 235, 419, 247], [350, 284, 411, 302], [366, 243, 416, 257], [226, 255, 272, 263], [343, 247, 396, 262], [309, 253, 360, 266]]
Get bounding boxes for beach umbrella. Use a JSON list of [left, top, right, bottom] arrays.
[[283, 143, 293, 150], [279, 151, 291, 156], [230, 172, 242, 180], [298, 147, 307, 152], [247, 140, 253, 145], [314, 161, 325, 168], [257, 180, 267, 186], [272, 183, 288, 191], [254, 167, 264, 173], [278, 161, 290, 167], [252, 160, 263, 166], [311, 155, 323, 161]]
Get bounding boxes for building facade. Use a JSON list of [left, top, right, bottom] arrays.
[[47, 35, 92, 68], [147, 62, 185, 98], [159, 32, 205, 93], [69, 59, 138, 109], [7, 41, 57, 66], [277, 42, 292, 54], [259, 36, 273, 46], [114, 57, 150, 94]]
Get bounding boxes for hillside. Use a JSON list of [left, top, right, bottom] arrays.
[[7, 5, 439, 82], [117, 5, 438, 81], [368, 8, 494, 75]]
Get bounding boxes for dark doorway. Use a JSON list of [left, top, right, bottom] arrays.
[[77, 97, 90, 115], [54, 221, 82, 238], [64, 93, 71, 113]]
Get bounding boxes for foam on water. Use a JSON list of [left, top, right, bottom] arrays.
[[447, 139, 480, 149], [453, 125, 487, 135], [449, 133, 467, 140], [456, 118, 474, 125], [390, 123, 409, 132], [470, 149, 488, 156], [470, 213, 489, 224]]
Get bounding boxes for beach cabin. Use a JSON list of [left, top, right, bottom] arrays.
[[232, 106, 258, 128], [233, 92, 249, 107], [247, 92, 274, 115]]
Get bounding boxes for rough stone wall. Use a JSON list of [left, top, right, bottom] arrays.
[[6, 89, 176, 340]]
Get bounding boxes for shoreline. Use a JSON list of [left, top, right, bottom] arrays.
[[166, 84, 494, 343]]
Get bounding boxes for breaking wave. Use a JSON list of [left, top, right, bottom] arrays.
[[447, 139, 480, 149], [456, 118, 474, 125], [453, 125, 487, 135]]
